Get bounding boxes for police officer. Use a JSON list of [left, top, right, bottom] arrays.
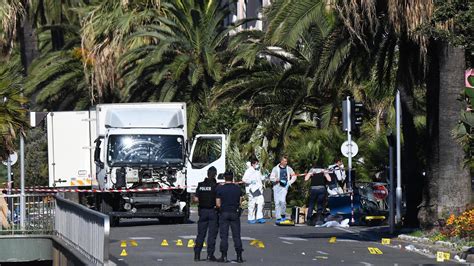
[[193, 166, 218, 262], [216, 171, 244, 263]]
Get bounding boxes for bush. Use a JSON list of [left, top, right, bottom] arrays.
[[440, 209, 474, 240]]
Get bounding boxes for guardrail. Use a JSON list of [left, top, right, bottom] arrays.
[[55, 196, 110, 265], [0, 193, 55, 234]]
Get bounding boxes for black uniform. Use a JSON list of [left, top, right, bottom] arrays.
[[194, 178, 218, 256], [307, 168, 327, 221], [216, 183, 244, 255]]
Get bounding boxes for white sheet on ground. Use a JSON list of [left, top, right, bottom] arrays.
[[315, 218, 350, 228]]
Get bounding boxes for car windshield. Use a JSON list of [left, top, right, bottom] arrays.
[[107, 135, 184, 167]]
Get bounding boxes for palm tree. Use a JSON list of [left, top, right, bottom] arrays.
[[0, 57, 28, 158], [79, 0, 165, 103], [336, 0, 472, 226], [119, 0, 247, 135]]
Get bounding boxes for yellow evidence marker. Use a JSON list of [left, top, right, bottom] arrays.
[[187, 239, 195, 248], [203, 242, 207, 247], [130, 240, 138, 247], [161, 239, 169, 246], [257, 241, 265, 249], [250, 240, 259, 246], [368, 247, 383, 255], [120, 249, 128, 257], [329, 237, 336, 243], [436, 251, 445, 262], [176, 239, 183, 246], [443, 252, 450, 260], [120, 241, 127, 248], [381, 238, 390, 245]]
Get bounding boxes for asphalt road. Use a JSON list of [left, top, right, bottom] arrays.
[[108, 209, 456, 265]]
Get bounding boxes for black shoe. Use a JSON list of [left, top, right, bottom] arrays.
[[207, 254, 217, 261], [236, 252, 243, 263], [194, 252, 200, 262], [217, 254, 228, 263]]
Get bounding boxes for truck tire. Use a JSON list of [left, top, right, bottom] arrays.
[[98, 194, 120, 227]]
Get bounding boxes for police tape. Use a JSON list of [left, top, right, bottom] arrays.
[[1, 181, 247, 193]]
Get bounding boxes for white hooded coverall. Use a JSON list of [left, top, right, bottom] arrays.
[[242, 166, 265, 221], [270, 165, 297, 219]]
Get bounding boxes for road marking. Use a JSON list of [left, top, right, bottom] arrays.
[[241, 237, 256, 241], [335, 239, 358, 242], [317, 251, 329, 255], [278, 237, 308, 241], [178, 235, 196, 239], [335, 227, 355, 233], [129, 237, 154, 240], [282, 241, 293, 245], [360, 262, 373, 266], [313, 256, 328, 260]]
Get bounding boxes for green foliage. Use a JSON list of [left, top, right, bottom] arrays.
[[10, 126, 49, 187], [0, 54, 28, 159], [119, 0, 246, 135], [195, 103, 240, 135], [24, 49, 90, 111], [421, 0, 473, 66]]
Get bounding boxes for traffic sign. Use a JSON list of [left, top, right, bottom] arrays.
[[340, 141, 358, 157], [2, 152, 18, 166]]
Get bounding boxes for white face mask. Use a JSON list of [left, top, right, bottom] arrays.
[[254, 164, 260, 170]]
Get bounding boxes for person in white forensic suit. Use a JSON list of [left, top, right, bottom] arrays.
[[270, 155, 297, 222], [242, 158, 266, 224]]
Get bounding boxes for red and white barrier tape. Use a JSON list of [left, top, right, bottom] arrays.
[[1, 181, 249, 193]]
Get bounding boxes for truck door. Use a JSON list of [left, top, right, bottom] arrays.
[[186, 134, 226, 193], [47, 111, 93, 187]]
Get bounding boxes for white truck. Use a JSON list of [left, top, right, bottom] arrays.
[[35, 103, 226, 225]]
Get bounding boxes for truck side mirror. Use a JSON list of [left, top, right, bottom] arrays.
[[94, 137, 104, 168]]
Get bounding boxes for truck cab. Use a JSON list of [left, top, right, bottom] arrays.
[[42, 103, 225, 225]]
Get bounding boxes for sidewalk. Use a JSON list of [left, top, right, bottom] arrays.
[[357, 226, 473, 263]]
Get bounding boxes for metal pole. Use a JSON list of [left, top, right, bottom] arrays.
[[395, 91, 402, 223], [20, 134, 25, 229], [6, 157, 11, 194], [388, 137, 395, 234], [6, 157, 12, 223], [346, 97, 355, 225], [346, 96, 352, 191]]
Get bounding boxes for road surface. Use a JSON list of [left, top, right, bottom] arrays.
[[108, 209, 456, 265]]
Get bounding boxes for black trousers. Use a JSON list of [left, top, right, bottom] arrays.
[[307, 186, 327, 220], [219, 211, 243, 254], [194, 208, 218, 255]]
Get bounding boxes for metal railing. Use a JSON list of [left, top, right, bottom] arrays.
[[55, 196, 110, 265], [0, 193, 55, 235]]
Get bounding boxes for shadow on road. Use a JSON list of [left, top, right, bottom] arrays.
[[114, 218, 196, 227]]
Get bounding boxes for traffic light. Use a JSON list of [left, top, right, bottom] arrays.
[[342, 98, 364, 132], [353, 101, 364, 127]]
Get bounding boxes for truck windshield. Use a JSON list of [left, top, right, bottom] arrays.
[[107, 135, 184, 167]]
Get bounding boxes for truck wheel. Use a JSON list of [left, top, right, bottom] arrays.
[[99, 195, 120, 227], [110, 216, 120, 227]]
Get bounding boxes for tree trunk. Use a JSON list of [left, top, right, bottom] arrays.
[[18, 2, 39, 74], [419, 41, 471, 228], [396, 39, 423, 227]]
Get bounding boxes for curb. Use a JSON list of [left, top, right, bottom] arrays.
[[397, 234, 473, 263]]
